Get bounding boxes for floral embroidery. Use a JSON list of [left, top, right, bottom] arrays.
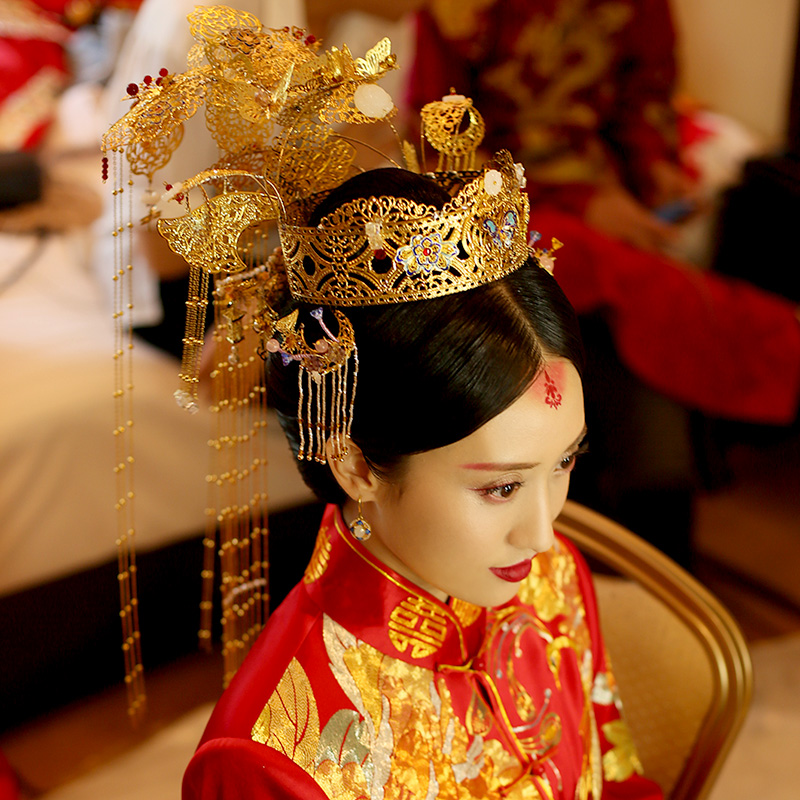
[[251, 658, 319, 769], [251, 522, 648, 800]]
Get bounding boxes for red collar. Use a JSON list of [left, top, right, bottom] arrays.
[[302, 504, 486, 669]]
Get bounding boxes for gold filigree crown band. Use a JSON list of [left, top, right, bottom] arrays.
[[280, 150, 530, 307]]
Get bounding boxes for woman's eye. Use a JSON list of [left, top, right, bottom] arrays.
[[559, 453, 578, 472], [480, 482, 522, 500], [558, 442, 588, 473]]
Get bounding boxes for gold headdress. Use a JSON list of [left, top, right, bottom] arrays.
[[102, 5, 538, 714]]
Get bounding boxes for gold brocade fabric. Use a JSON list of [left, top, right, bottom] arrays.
[[181, 505, 660, 798]]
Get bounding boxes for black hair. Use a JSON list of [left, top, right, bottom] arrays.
[[268, 168, 584, 503]]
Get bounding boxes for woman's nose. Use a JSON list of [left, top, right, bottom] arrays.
[[507, 488, 556, 554]]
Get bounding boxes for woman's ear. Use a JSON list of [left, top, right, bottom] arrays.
[[326, 437, 382, 502]]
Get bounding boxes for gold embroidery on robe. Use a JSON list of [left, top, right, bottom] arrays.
[[451, 596, 482, 627], [388, 595, 449, 659], [251, 657, 320, 771], [601, 719, 644, 781], [429, 0, 497, 40], [254, 538, 638, 799], [478, 0, 634, 182], [303, 525, 332, 583], [321, 614, 560, 798], [517, 540, 602, 797]]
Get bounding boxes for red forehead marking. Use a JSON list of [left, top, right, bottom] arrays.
[[529, 362, 564, 410]]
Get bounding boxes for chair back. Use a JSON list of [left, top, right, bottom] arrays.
[[556, 500, 753, 800]]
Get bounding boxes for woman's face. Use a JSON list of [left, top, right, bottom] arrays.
[[360, 358, 586, 608]]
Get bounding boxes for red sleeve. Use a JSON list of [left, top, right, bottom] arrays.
[[532, 206, 800, 424], [183, 738, 331, 800], [560, 536, 664, 799]]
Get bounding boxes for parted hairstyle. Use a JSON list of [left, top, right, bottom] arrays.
[[267, 168, 584, 503]]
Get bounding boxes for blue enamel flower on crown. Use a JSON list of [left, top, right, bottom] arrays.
[[394, 232, 460, 276]]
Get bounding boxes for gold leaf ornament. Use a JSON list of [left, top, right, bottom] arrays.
[[251, 658, 320, 770], [355, 37, 396, 79], [316, 709, 372, 770], [125, 124, 184, 178]]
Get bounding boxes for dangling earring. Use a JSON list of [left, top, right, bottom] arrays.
[[349, 498, 372, 542]]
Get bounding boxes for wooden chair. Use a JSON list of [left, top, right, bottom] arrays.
[[556, 500, 753, 800]]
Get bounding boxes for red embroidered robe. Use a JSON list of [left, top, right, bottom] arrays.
[[183, 505, 663, 799]]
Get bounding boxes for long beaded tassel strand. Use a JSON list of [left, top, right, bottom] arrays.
[[203, 258, 271, 688], [110, 148, 146, 723]]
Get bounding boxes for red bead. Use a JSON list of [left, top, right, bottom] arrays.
[[159, 67, 168, 77], [143, 75, 152, 85], [305, 34, 316, 45], [126, 83, 138, 96], [373, 248, 386, 260]]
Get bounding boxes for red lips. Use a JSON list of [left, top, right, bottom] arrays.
[[490, 559, 533, 583]]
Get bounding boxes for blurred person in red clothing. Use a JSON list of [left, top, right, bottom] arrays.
[[0, 1, 142, 151], [409, 0, 800, 565], [411, 0, 696, 253]]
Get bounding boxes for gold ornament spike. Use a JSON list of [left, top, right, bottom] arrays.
[[402, 140, 421, 173], [421, 92, 486, 171], [158, 191, 280, 275]]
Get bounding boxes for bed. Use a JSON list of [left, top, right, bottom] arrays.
[[0, 172, 314, 729]]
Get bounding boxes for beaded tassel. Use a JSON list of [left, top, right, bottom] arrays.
[[110, 148, 146, 724], [296, 351, 358, 463], [174, 264, 210, 413], [201, 278, 271, 688]]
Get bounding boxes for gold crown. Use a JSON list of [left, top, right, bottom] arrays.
[[280, 150, 530, 307]]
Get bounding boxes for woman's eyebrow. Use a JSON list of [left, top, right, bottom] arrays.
[[459, 461, 539, 471], [571, 424, 589, 449], [459, 425, 588, 471]]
